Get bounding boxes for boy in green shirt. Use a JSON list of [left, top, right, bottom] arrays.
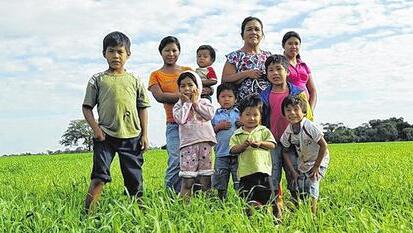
[[229, 94, 280, 219], [82, 31, 150, 213]]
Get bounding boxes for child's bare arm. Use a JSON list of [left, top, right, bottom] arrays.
[[149, 85, 180, 104], [250, 141, 276, 150], [282, 148, 296, 173], [138, 107, 149, 151], [309, 136, 328, 179], [202, 79, 217, 87], [230, 140, 250, 154], [82, 105, 105, 141], [213, 121, 231, 133]]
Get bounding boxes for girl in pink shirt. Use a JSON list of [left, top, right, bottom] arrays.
[[173, 71, 216, 201], [282, 31, 317, 110]]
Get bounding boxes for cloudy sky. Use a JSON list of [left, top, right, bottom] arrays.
[[1, 0, 412, 155]]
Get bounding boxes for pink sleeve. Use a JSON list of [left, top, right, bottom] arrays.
[[172, 100, 192, 125], [303, 63, 311, 75], [193, 99, 214, 121]]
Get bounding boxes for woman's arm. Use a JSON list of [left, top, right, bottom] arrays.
[[149, 84, 180, 104], [222, 62, 260, 84], [306, 74, 317, 110]]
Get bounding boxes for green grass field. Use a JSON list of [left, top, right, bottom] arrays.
[[1, 142, 413, 232]]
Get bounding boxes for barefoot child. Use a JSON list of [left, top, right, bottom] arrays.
[[211, 83, 240, 199], [173, 71, 216, 201], [280, 95, 329, 214], [260, 54, 313, 208], [195, 45, 218, 102], [82, 31, 150, 213], [229, 94, 280, 218]]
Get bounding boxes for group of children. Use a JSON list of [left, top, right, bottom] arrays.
[[82, 31, 330, 220]]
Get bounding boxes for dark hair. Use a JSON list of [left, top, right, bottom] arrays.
[[282, 31, 301, 59], [177, 71, 198, 87], [197, 45, 216, 62], [240, 16, 264, 38], [238, 94, 263, 115], [158, 36, 181, 54], [281, 95, 307, 116], [282, 31, 301, 47], [103, 31, 131, 56], [216, 82, 237, 101], [265, 54, 289, 74]]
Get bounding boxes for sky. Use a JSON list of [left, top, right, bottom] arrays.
[[1, 0, 412, 155]]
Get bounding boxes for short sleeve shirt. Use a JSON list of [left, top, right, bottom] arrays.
[[269, 89, 290, 141], [280, 118, 329, 172], [211, 107, 240, 157], [225, 50, 271, 100], [230, 125, 276, 178], [83, 71, 150, 138], [148, 66, 192, 123], [288, 58, 311, 96]]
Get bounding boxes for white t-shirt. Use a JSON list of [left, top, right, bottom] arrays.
[[280, 118, 330, 172]]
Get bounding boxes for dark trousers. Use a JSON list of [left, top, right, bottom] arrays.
[[91, 135, 144, 196]]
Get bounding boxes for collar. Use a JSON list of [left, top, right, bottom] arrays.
[[234, 124, 266, 135], [216, 107, 239, 114], [286, 117, 308, 134]]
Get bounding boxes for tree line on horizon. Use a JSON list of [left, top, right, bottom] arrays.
[[2, 117, 412, 157], [59, 117, 413, 152], [322, 117, 413, 143]]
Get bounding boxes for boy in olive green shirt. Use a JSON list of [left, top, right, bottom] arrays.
[[82, 31, 150, 213]]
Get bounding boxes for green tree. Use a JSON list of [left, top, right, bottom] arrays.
[[60, 119, 93, 151], [402, 127, 413, 141]]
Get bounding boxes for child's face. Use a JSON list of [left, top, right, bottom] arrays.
[[284, 104, 305, 124], [104, 45, 129, 72], [197, 49, 213, 68], [240, 106, 261, 130], [161, 43, 180, 65], [267, 62, 288, 86], [218, 90, 236, 109], [243, 20, 263, 46], [283, 37, 301, 58], [179, 77, 197, 99]]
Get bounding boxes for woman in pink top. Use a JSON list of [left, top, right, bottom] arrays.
[[282, 31, 317, 110]]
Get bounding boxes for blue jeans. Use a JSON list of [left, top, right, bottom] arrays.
[[212, 156, 239, 193], [165, 123, 182, 193], [271, 146, 298, 193]]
